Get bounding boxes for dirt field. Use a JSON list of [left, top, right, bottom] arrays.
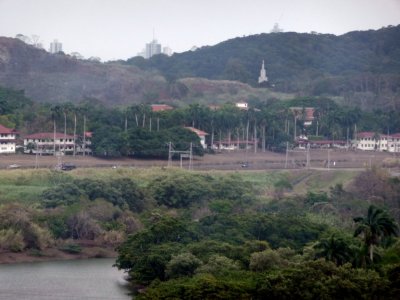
[[0, 149, 398, 171]]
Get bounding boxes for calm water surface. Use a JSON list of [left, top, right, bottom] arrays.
[[0, 258, 131, 300]]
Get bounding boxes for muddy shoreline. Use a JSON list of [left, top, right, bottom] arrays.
[[0, 246, 117, 264]]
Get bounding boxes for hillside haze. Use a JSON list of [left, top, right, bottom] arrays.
[[0, 37, 169, 105], [1, 25, 400, 109]]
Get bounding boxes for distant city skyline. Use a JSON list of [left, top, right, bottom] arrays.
[[0, 0, 399, 61]]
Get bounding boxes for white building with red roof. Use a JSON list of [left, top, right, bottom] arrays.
[[353, 131, 400, 152], [151, 104, 173, 112], [185, 127, 208, 149], [23, 132, 75, 154], [0, 124, 17, 154]]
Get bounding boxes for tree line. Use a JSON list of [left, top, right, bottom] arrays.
[[3, 85, 400, 158], [125, 25, 400, 109]]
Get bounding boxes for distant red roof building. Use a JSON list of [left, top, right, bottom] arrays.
[[25, 132, 75, 139], [304, 108, 315, 122], [0, 124, 16, 153], [0, 124, 15, 134], [185, 127, 208, 149], [151, 104, 173, 112], [84, 131, 93, 138], [185, 127, 208, 137], [356, 132, 376, 139], [208, 104, 220, 111]]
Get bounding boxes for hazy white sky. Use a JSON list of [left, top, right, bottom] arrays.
[[0, 0, 399, 61]]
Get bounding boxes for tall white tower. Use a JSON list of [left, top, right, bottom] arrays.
[[258, 60, 268, 84], [145, 39, 162, 59], [49, 39, 63, 54]]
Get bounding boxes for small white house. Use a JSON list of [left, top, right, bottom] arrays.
[[0, 124, 16, 154], [185, 127, 208, 149], [235, 102, 248, 110]]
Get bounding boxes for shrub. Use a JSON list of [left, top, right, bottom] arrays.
[[0, 228, 25, 252], [249, 249, 287, 272], [196, 255, 241, 276], [166, 252, 203, 279]]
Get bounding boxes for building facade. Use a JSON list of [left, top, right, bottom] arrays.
[[145, 39, 161, 59], [0, 124, 16, 154], [353, 132, 400, 152], [49, 39, 63, 54], [185, 127, 208, 149], [258, 60, 268, 84], [24, 132, 75, 154]]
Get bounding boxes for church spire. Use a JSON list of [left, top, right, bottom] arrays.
[[258, 60, 268, 84]]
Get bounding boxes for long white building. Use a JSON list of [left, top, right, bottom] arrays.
[[353, 131, 400, 152], [24, 132, 75, 154]]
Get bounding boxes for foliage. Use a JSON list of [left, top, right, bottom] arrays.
[[166, 252, 203, 279], [313, 233, 354, 266], [354, 205, 398, 263], [41, 178, 147, 212], [148, 172, 212, 208]]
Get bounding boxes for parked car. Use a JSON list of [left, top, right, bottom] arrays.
[[60, 163, 76, 171], [7, 164, 21, 169]]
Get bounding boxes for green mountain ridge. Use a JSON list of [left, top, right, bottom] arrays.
[[0, 25, 399, 109], [128, 25, 400, 109]]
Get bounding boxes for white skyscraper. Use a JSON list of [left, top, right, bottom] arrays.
[[258, 60, 268, 84], [49, 39, 63, 54], [145, 39, 161, 59]]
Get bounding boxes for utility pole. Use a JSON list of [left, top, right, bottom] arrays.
[[306, 143, 310, 169], [189, 142, 193, 170], [327, 149, 330, 171], [35, 143, 38, 169], [168, 142, 172, 167], [285, 141, 289, 169], [83, 115, 86, 157], [254, 122, 257, 154]]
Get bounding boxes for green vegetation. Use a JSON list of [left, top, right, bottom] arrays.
[[126, 26, 400, 109], [0, 166, 399, 298], [3, 87, 400, 159]]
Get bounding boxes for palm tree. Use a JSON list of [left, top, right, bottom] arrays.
[[50, 105, 62, 154], [314, 234, 353, 266], [354, 205, 398, 263]]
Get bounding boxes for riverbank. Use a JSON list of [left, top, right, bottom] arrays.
[[0, 246, 117, 264]]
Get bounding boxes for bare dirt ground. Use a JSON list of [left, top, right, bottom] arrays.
[[0, 149, 398, 171]]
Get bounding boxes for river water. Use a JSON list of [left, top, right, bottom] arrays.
[[0, 258, 131, 300]]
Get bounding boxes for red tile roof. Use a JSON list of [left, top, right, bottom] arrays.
[[0, 124, 15, 134], [390, 133, 400, 138], [151, 104, 173, 112], [357, 132, 376, 138], [25, 132, 75, 139], [185, 127, 208, 136], [305, 108, 315, 121]]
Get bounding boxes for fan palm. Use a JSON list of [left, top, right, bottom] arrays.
[[314, 234, 353, 265], [354, 205, 398, 263]]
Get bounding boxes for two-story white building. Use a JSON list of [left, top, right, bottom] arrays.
[[0, 124, 16, 154], [353, 131, 400, 152], [387, 133, 400, 153], [24, 132, 75, 155]]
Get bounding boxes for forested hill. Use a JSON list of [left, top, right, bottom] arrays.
[[0, 37, 169, 105], [1, 26, 399, 109], [128, 25, 400, 109]]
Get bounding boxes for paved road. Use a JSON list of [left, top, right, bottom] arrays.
[[0, 150, 398, 171]]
